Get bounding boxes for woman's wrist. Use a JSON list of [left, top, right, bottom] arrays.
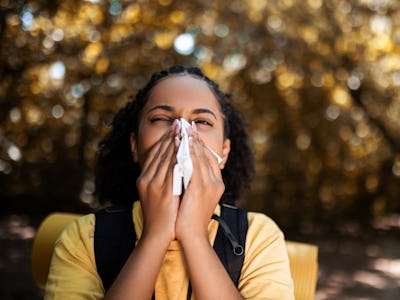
[[177, 228, 210, 249], [141, 227, 174, 250]]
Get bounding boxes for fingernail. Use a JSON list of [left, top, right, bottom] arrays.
[[171, 120, 177, 130], [175, 136, 180, 147], [189, 136, 193, 146], [191, 121, 197, 132], [175, 120, 181, 134], [187, 125, 193, 135]]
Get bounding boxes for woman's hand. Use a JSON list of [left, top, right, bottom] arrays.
[[174, 124, 243, 300], [136, 121, 180, 243], [105, 121, 181, 300], [175, 123, 225, 241]]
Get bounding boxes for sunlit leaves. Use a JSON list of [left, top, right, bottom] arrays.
[[1, 0, 400, 222]]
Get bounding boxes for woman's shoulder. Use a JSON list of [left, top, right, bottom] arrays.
[[245, 211, 285, 243], [240, 210, 294, 298], [56, 213, 96, 245], [247, 211, 283, 232]]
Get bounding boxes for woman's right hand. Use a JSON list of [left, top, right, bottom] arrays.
[[104, 121, 180, 300], [136, 121, 180, 243]]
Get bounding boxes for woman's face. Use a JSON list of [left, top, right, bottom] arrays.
[[130, 75, 231, 168]]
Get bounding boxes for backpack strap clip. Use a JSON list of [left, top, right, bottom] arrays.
[[212, 214, 244, 256], [212, 204, 248, 286]]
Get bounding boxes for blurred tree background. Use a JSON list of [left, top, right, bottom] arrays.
[[1, 0, 400, 231]]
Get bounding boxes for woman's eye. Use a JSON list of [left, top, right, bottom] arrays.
[[194, 119, 213, 126], [150, 117, 173, 123]]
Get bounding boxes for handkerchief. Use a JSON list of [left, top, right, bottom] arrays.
[[172, 118, 223, 196]]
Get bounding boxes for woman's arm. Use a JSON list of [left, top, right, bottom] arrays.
[[105, 124, 180, 300], [103, 232, 171, 299], [175, 127, 243, 300], [179, 234, 243, 300]]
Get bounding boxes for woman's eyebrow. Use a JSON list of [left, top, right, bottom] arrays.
[[192, 108, 217, 120], [146, 105, 217, 120], [146, 105, 175, 114]]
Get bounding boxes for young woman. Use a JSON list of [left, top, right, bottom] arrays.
[[45, 66, 294, 299]]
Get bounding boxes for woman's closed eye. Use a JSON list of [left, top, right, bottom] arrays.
[[150, 116, 174, 123]]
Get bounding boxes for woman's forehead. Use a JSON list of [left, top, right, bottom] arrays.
[[145, 75, 221, 111]]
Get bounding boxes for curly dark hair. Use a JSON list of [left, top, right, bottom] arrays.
[[95, 65, 254, 207]]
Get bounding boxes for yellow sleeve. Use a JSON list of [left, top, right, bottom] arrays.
[[238, 212, 294, 300], [44, 214, 105, 300]]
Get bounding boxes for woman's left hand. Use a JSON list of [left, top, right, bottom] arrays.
[[174, 127, 243, 300], [175, 126, 224, 241]]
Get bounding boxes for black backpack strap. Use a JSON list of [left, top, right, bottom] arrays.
[[212, 204, 248, 286], [94, 206, 136, 291]]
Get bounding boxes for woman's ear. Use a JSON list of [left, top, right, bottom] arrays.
[[220, 138, 231, 169], [130, 133, 138, 163]]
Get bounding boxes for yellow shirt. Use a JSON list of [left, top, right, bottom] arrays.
[[45, 202, 294, 299]]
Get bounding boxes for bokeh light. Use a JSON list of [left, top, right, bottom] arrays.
[[174, 33, 195, 55], [48, 61, 66, 80], [1, 0, 400, 229]]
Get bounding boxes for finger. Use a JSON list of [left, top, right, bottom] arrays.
[[202, 144, 223, 179], [189, 133, 218, 182], [190, 122, 219, 169], [162, 141, 181, 197], [191, 124, 221, 175], [141, 122, 178, 177], [141, 129, 169, 172], [141, 136, 174, 181], [153, 135, 178, 184]]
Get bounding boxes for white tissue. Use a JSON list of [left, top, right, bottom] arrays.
[[172, 118, 223, 196], [173, 118, 193, 196]]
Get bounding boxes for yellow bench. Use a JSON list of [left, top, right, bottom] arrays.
[[31, 213, 318, 300]]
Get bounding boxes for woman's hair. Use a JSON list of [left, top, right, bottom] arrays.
[[95, 65, 254, 207]]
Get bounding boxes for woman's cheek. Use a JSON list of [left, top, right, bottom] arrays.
[[197, 131, 223, 156]]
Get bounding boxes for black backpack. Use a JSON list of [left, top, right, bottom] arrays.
[[94, 204, 248, 299]]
